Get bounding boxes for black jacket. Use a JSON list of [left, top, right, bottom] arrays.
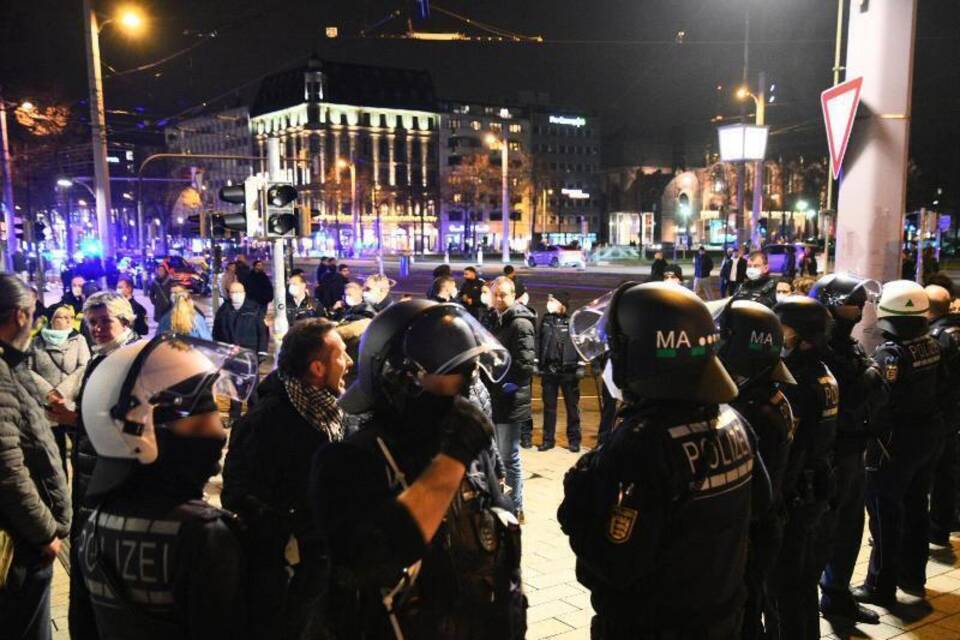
[[212, 299, 269, 356], [733, 276, 778, 309], [242, 271, 274, 307], [693, 253, 714, 278], [931, 314, 960, 431], [489, 304, 537, 423], [537, 313, 583, 376], [872, 331, 943, 439], [458, 277, 486, 313], [52, 291, 85, 317], [319, 272, 348, 309], [129, 297, 149, 337], [148, 277, 173, 321], [650, 258, 667, 282], [719, 256, 734, 281], [558, 402, 754, 634], [286, 294, 324, 327], [822, 331, 887, 453]]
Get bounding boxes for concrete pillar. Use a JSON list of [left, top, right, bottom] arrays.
[[420, 137, 429, 187], [371, 132, 381, 187], [405, 135, 413, 187], [332, 129, 341, 183], [834, 0, 918, 347], [318, 130, 326, 184], [388, 134, 397, 187]]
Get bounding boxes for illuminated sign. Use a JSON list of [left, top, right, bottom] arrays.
[[107, 156, 120, 164], [561, 188, 590, 199], [549, 115, 586, 127]]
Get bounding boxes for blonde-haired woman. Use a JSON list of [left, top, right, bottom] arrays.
[[157, 286, 211, 339]]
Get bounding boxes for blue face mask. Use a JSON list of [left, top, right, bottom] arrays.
[[41, 327, 71, 346]]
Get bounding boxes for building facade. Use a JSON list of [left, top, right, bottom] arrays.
[[249, 58, 441, 255], [438, 100, 532, 253]]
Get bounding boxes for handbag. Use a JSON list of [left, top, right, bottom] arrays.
[[0, 528, 14, 589]]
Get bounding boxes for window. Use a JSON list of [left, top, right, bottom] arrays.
[[449, 118, 461, 130], [470, 121, 481, 131], [490, 122, 502, 133], [453, 193, 462, 203], [508, 123, 522, 134], [508, 141, 521, 152]]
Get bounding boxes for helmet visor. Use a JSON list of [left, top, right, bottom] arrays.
[[418, 305, 510, 383], [570, 290, 616, 362], [143, 336, 259, 421]]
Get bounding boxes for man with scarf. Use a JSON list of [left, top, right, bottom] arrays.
[[223, 318, 352, 639], [311, 301, 526, 639], [45, 291, 141, 640], [76, 335, 252, 639]]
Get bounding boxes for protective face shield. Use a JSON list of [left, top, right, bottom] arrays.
[[81, 334, 259, 498], [569, 290, 617, 363]]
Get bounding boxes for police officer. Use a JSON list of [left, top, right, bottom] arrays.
[[811, 275, 887, 624], [77, 334, 258, 638], [927, 283, 960, 545], [854, 281, 942, 607], [716, 300, 796, 640], [770, 296, 838, 640], [311, 301, 526, 639], [559, 282, 755, 639]]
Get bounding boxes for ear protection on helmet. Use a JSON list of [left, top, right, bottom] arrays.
[[109, 334, 170, 437]]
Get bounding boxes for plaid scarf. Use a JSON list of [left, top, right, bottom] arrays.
[[280, 372, 343, 442]]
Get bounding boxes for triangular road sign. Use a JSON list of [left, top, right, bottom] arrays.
[[821, 77, 863, 180]]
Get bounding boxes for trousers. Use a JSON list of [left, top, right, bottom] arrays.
[[541, 373, 582, 448]]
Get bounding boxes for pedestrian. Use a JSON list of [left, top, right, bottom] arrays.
[[855, 281, 942, 608], [649, 249, 667, 282], [235, 253, 252, 281], [223, 319, 351, 639], [692, 245, 714, 299], [117, 276, 149, 336], [148, 263, 174, 322], [537, 291, 584, 452], [29, 304, 91, 478], [784, 245, 798, 279], [810, 275, 888, 626], [430, 274, 459, 302], [503, 264, 529, 305], [458, 266, 485, 317], [923, 246, 940, 281], [320, 263, 350, 309], [799, 249, 817, 277], [719, 247, 735, 297], [0, 274, 71, 640], [214, 282, 270, 358], [311, 301, 525, 638], [286, 272, 323, 327], [775, 277, 795, 304], [488, 276, 537, 518], [732, 246, 748, 286], [243, 259, 274, 308], [427, 263, 453, 299], [55, 275, 87, 317], [663, 263, 684, 285], [362, 273, 394, 313], [158, 287, 212, 340], [733, 250, 778, 308], [330, 282, 376, 323], [558, 282, 755, 639], [901, 248, 916, 281], [717, 300, 796, 639], [220, 261, 238, 299], [770, 296, 839, 639], [77, 335, 254, 639], [927, 283, 960, 547]]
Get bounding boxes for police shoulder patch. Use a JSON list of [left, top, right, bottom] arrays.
[[607, 504, 639, 544]]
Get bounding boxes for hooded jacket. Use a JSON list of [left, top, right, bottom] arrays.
[[489, 304, 537, 423]]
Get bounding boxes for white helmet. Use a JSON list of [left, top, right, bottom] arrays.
[[877, 279, 929, 337], [81, 334, 258, 498]]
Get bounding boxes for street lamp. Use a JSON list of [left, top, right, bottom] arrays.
[[718, 122, 768, 249], [484, 132, 510, 264], [336, 158, 359, 255], [83, 1, 147, 264]]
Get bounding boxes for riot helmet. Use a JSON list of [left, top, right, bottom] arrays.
[[81, 334, 259, 498], [809, 273, 879, 310], [876, 279, 930, 338], [717, 300, 795, 387], [773, 296, 832, 348], [571, 282, 737, 404]]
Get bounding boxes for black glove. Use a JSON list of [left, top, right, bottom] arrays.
[[439, 396, 495, 467]]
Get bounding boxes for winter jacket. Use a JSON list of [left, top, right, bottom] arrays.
[[243, 271, 274, 308], [650, 258, 667, 282], [286, 294, 324, 328], [489, 304, 537, 423], [0, 341, 71, 547], [213, 300, 269, 356], [458, 277, 486, 314], [129, 297, 149, 336], [694, 253, 714, 278], [537, 313, 584, 377], [28, 331, 91, 412], [149, 276, 173, 321]]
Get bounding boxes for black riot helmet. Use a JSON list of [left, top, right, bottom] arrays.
[[593, 282, 738, 404], [717, 300, 796, 387], [809, 273, 879, 311], [339, 299, 437, 414], [774, 295, 832, 346]]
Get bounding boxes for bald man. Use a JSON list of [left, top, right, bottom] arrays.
[[927, 283, 960, 545]]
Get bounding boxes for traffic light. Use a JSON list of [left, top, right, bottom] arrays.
[[33, 221, 46, 241], [219, 176, 264, 236], [264, 183, 298, 238]]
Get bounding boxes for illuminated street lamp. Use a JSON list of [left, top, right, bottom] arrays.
[[484, 132, 510, 264], [336, 158, 359, 254], [734, 74, 768, 249]]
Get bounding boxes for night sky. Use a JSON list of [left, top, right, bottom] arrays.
[[2, 1, 959, 208]]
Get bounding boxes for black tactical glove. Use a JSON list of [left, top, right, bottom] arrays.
[[439, 396, 495, 467]]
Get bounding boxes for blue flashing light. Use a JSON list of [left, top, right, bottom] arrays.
[[80, 237, 103, 258]]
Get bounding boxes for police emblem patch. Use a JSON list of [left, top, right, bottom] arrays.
[[607, 505, 638, 544]]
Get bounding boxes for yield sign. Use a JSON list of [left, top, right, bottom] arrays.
[[821, 77, 864, 180]]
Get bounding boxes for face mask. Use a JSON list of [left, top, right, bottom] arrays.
[[72, 287, 83, 297], [230, 293, 245, 308], [94, 328, 133, 355], [41, 327, 71, 346], [481, 293, 492, 306], [746, 267, 763, 281], [546, 300, 562, 315], [602, 360, 623, 402], [776, 293, 790, 304], [288, 284, 304, 298], [346, 296, 363, 307], [363, 291, 379, 305]]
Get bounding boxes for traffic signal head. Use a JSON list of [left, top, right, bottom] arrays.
[[265, 182, 299, 238], [219, 185, 246, 204], [267, 184, 297, 207]]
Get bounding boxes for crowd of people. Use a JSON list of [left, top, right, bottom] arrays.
[[2, 248, 960, 640]]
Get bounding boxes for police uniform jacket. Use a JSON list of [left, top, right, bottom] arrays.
[[822, 333, 887, 454], [557, 402, 754, 634], [931, 314, 960, 431], [872, 330, 942, 440]]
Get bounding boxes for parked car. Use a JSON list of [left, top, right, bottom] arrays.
[[763, 243, 816, 275], [527, 245, 586, 268], [162, 255, 209, 294]]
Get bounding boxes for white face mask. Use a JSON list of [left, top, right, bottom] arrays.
[[346, 295, 363, 307], [776, 293, 790, 304], [362, 290, 379, 305], [288, 284, 304, 298], [746, 267, 764, 281], [480, 293, 492, 306], [230, 293, 245, 308], [546, 300, 562, 315], [602, 360, 623, 402]]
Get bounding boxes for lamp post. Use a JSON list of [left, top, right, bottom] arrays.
[[485, 133, 510, 264], [82, 2, 145, 263], [0, 94, 17, 271], [736, 73, 766, 250], [337, 158, 359, 255], [717, 122, 768, 251]]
